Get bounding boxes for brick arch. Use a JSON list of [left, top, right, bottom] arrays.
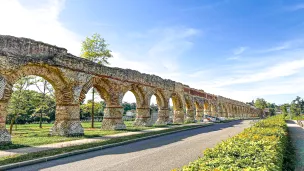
[[170, 92, 184, 110], [1, 65, 73, 104], [194, 100, 204, 110], [184, 95, 194, 110], [78, 77, 111, 105], [148, 89, 166, 109], [122, 84, 145, 108]]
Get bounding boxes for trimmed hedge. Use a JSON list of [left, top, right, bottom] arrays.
[[177, 115, 288, 171]]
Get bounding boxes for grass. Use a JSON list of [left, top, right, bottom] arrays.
[[0, 124, 211, 166], [1, 121, 152, 150]]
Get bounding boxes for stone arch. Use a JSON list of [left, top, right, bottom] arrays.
[[152, 89, 171, 125], [122, 84, 151, 127], [184, 95, 195, 123], [209, 102, 216, 116], [169, 92, 184, 124], [0, 64, 84, 137], [204, 100, 211, 116], [1, 65, 73, 104], [147, 89, 166, 109], [194, 98, 204, 121], [122, 84, 145, 108]]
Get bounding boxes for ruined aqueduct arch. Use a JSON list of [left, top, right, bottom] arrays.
[[0, 35, 262, 144]]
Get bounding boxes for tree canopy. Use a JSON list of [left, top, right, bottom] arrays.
[[80, 33, 113, 65]]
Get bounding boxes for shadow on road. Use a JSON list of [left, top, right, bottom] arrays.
[[9, 120, 247, 171]]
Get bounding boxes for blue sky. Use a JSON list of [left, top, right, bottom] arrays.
[[1, 0, 304, 104]]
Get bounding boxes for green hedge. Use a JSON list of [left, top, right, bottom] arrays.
[[177, 115, 288, 171]]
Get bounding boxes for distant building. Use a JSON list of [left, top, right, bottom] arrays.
[[126, 110, 136, 117]]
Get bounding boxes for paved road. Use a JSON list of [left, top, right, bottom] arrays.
[[10, 120, 252, 171], [286, 120, 304, 171]]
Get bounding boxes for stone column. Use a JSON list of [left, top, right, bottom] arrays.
[[50, 104, 84, 136], [204, 108, 211, 116], [195, 110, 204, 122], [0, 101, 11, 144], [134, 107, 152, 127], [155, 109, 169, 125], [211, 107, 217, 117], [185, 108, 195, 123], [224, 111, 228, 117], [101, 106, 126, 130], [173, 109, 184, 124]]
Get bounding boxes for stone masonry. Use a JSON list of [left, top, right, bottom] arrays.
[[0, 35, 262, 144]]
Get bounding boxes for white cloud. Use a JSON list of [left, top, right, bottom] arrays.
[[0, 0, 81, 55], [183, 48, 304, 104], [109, 27, 199, 81], [233, 46, 247, 55]]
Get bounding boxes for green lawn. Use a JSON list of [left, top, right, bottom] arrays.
[[2, 121, 151, 150]]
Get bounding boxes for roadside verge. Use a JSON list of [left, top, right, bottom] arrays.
[[0, 123, 213, 170]]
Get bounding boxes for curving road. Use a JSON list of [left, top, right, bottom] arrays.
[[9, 120, 253, 171]]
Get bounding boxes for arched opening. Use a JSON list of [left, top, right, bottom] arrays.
[[169, 93, 184, 124], [122, 91, 137, 127], [80, 87, 106, 131], [4, 75, 72, 147], [194, 101, 204, 122], [204, 101, 210, 118], [185, 98, 195, 123], [169, 98, 174, 123], [150, 95, 158, 124]]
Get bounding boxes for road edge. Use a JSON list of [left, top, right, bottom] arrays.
[[0, 123, 214, 170]]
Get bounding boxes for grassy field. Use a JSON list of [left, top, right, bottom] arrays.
[[2, 121, 152, 150]]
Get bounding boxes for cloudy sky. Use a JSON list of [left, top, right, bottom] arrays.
[[1, 0, 304, 104]]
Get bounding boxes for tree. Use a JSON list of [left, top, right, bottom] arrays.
[[81, 33, 113, 65], [290, 96, 303, 117], [254, 98, 267, 110], [81, 33, 113, 128], [280, 104, 289, 117], [32, 77, 54, 128], [80, 100, 105, 120], [8, 77, 35, 134]]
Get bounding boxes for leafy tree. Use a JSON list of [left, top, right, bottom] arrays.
[[8, 77, 35, 134], [80, 101, 105, 120], [32, 77, 54, 128], [254, 98, 267, 110], [290, 96, 303, 117], [280, 104, 289, 117], [81, 33, 113, 65], [81, 33, 113, 128]]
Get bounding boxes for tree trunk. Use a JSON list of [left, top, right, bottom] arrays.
[[39, 81, 47, 128], [91, 88, 95, 128], [9, 116, 16, 134]]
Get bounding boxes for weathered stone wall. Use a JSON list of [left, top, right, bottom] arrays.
[[0, 35, 261, 144]]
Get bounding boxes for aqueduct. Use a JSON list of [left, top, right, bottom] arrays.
[[0, 35, 262, 144]]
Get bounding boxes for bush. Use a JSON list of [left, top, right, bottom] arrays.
[[178, 115, 288, 171]]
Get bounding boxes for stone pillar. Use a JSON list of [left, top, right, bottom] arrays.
[[155, 109, 169, 125], [204, 108, 211, 116], [195, 110, 204, 122], [134, 107, 152, 127], [211, 107, 217, 117], [0, 101, 11, 144], [50, 104, 84, 136], [173, 109, 184, 124], [101, 106, 126, 130], [185, 109, 195, 123]]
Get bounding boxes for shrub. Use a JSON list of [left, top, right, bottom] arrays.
[[179, 115, 288, 171]]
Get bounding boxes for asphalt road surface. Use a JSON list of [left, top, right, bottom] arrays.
[[9, 120, 253, 171]]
